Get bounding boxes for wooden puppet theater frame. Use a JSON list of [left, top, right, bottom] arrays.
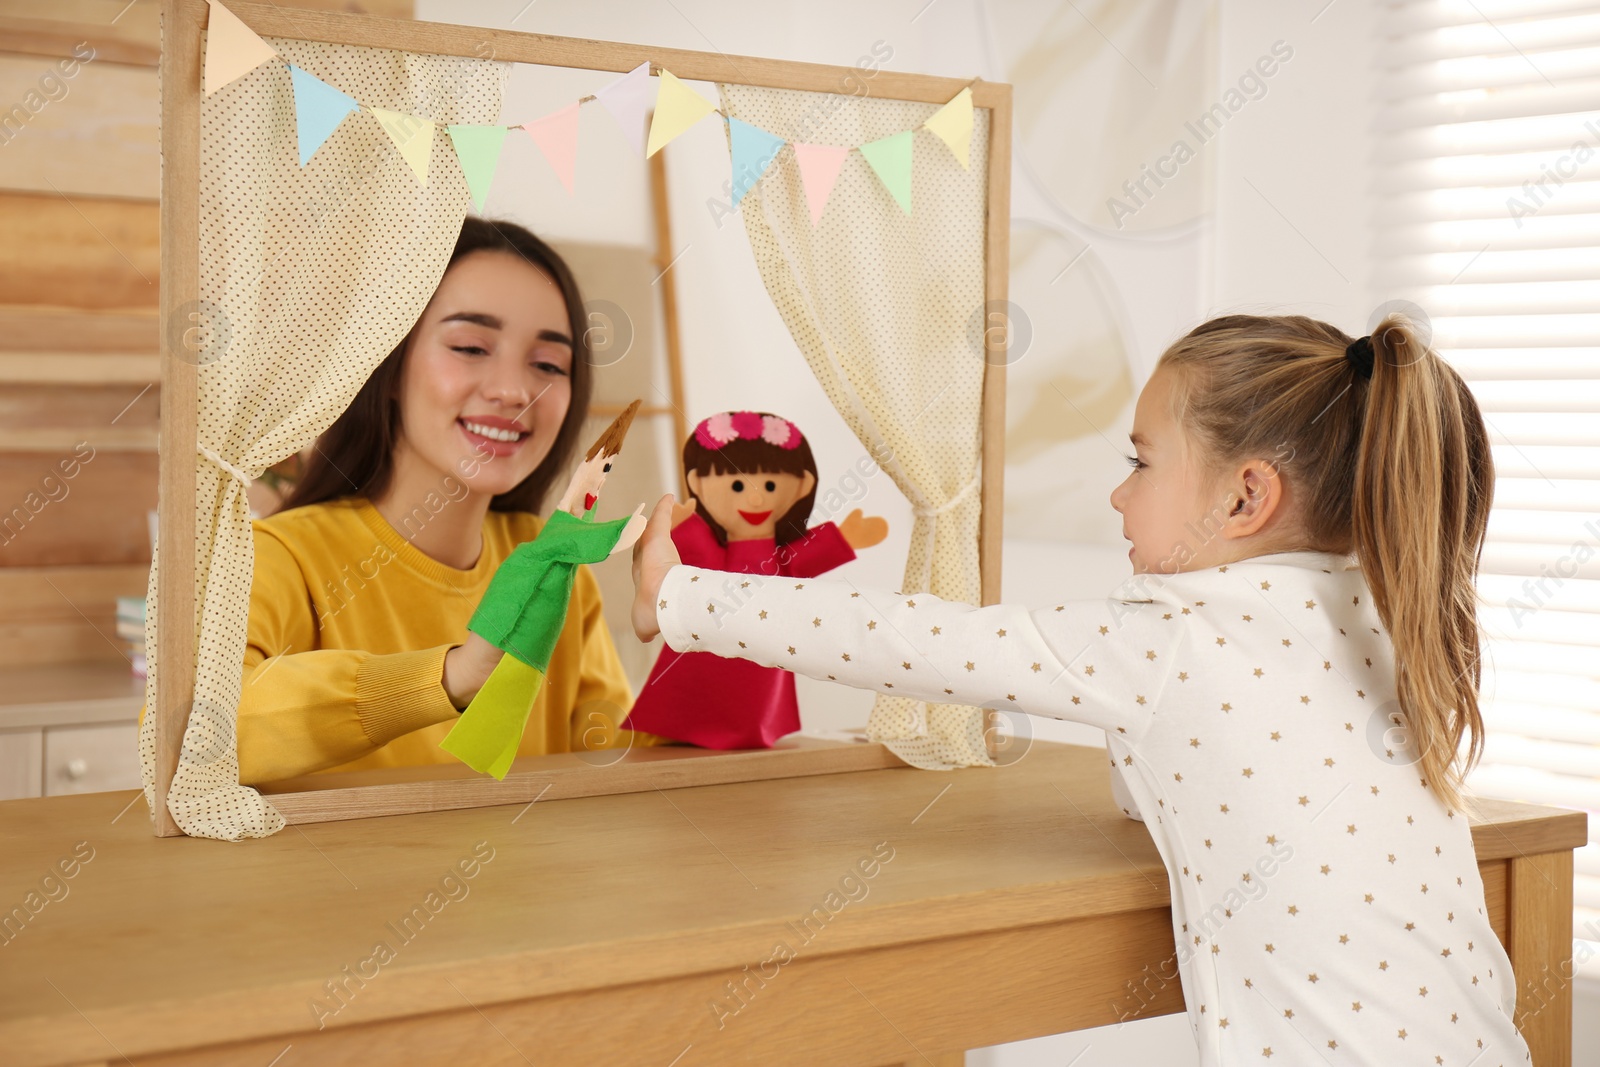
[[151, 0, 1012, 837]]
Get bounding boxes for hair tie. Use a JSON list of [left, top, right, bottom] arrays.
[[1345, 336, 1375, 380]]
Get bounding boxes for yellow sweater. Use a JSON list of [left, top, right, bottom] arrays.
[[206, 496, 647, 785]]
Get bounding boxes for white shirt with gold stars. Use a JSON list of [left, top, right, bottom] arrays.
[[656, 550, 1530, 1066]]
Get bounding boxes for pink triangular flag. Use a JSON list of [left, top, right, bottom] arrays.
[[594, 62, 652, 155], [203, 0, 278, 95], [792, 142, 850, 225], [522, 103, 580, 195]]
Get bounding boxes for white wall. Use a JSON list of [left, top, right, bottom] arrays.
[[1209, 0, 1377, 326]]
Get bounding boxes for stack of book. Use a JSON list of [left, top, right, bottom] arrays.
[[116, 596, 147, 678]]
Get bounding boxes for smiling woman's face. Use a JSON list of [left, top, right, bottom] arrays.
[[393, 249, 574, 499]]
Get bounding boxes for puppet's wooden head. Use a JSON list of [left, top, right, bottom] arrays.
[[557, 398, 641, 516], [683, 411, 818, 545]]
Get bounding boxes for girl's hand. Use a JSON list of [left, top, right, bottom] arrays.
[[839, 508, 889, 550], [670, 498, 697, 527], [631, 494, 681, 642]]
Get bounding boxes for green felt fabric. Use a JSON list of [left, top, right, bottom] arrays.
[[466, 508, 632, 670], [440, 507, 631, 778]]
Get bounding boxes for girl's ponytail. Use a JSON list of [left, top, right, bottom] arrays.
[[1158, 310, 1496, 811], [1350, 314, 1494, 811]]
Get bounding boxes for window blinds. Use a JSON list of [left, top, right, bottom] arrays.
[[1376, 0, 1600, 965]]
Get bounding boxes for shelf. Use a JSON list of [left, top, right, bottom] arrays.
[[0, 660, 144, 731]]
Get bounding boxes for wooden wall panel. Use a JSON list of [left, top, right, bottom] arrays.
[[0, 53, 159, 199], [0, 450, 156, 567], [0, 0, 417, 69], [0, 191, 158, 309], [0, 383, 158, 434], [0, 563, 148, 667], [0, 306, 157, 352]]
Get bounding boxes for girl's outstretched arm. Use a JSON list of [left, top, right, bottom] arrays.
[[634, 498, 1173, 741]]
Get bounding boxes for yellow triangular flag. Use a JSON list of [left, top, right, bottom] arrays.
[[924, 86, 974, 169], [646, 70, 717, 157], [203, 0, 278, 95], [370, 106, 435, 185]]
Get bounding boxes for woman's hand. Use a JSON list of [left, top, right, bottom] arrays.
[[631, 493, 681, 643], [839, 508, 889, 550], [442, 631, 502, 710]]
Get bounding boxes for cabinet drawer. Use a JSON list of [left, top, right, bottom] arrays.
[[43, 722, 140, 796]]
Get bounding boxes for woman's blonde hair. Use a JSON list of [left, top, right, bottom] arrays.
[[1156, 313, 1494, 811]]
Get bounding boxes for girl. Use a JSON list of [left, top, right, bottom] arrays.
[[631, 313, 1529, 1065], [221, 216, 658, 784], [622, 411, 887, 748]]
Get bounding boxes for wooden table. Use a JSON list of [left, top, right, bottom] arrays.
[[0, 742, 1585, 1066]]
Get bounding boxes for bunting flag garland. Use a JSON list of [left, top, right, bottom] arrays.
[[202, 0, 979, 232], [728, 117, 788, 207], [791, 142, 850, 225], [647, 70, 718, 157], [859, 129, 915, 215], [447, 124, 509, 212], [370, 106, 435, 184], [924, 85, 974, 169], [521, 103, 580, 195], [203, 0, 278, 95], [594, 61, 653, 155], [287, 64, 360, 165]]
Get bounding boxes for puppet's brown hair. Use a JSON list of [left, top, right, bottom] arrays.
[[587, 399, 641, 461]]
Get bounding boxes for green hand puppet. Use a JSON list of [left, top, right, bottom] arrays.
[[440, 400, 647, 779]]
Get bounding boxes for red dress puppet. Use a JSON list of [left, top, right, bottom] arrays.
[[623, 411, 887, 749]]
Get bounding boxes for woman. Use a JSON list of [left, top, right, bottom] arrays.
[[235, 217, 655, 785]]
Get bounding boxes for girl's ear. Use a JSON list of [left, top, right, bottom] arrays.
[[799, 470, 816, 496], [686, 470, 703, 500], [1220, 458, 1284, 539]]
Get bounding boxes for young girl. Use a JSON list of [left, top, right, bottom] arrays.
[[622, 411, 886, 748], [631, 313, 1529, 1065], [196, 217, 658, 784]]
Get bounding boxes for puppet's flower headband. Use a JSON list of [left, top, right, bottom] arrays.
[[693, 411, 803, 451]]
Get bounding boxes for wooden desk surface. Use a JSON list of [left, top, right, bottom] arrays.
[[0, 742, 1586, 1067]]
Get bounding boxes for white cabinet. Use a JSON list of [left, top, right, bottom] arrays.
[[0, 729, 43, 800], [43, 722, 141, 796], [0, 663, 144, 799]]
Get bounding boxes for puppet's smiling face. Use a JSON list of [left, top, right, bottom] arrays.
[[394, 250, 573, 498], [688, 469, 816, 542]]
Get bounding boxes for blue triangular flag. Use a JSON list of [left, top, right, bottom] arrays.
[[728, 117, 787, 207], [288, 63, 360, 166]]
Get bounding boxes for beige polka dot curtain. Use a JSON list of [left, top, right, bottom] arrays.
[[718, 84, 993, 770], [136, 36, 509, 840]]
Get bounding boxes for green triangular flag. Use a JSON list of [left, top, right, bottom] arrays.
[[447, 124, 509, 213], [858, 129, 913, 215]]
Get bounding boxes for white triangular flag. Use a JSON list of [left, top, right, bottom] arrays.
[[595, 62, 652, 155]]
